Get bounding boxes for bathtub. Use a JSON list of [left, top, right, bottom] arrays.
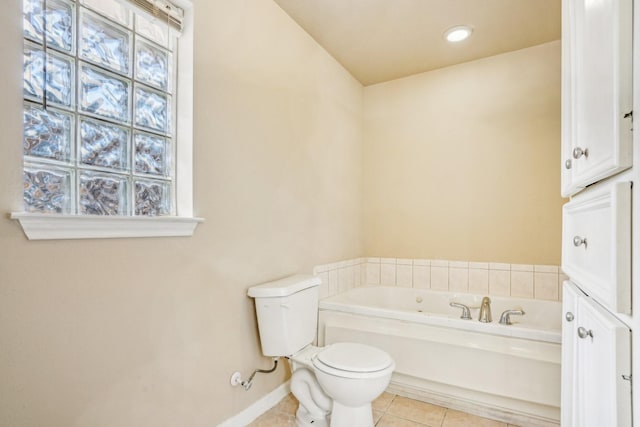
[[317, 286, 561, 426]]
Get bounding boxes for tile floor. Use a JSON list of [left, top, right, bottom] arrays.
[[248, 392, 522, 427]]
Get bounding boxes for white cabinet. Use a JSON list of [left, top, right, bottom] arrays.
[[561, 0, 633, 197], [562, 180, 631, 313], [561, 0, 635, 423], [562, 282, 632, 427]]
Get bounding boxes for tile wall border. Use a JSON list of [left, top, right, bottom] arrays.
[[313, 257, 567, 302]]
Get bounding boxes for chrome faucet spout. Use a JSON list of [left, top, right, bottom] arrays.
[[478, 297, 492, 323]]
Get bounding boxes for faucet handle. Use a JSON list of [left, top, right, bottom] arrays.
[[449, 302, 472, 320], [499, 309, 526, 325]]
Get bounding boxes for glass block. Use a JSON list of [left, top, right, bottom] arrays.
[[80, 117, 129, 170], [135, 179, 170, 216], [134, 132, 169, 176], [23, 164, 72, 213], [23, 0, 44, 43], [23, 44, 75, 108], [46, 50, 75, 107], [80, 8, 131, 75], [23, 0, 75, 53], [82, 0, 132, 29], [79, 171, 128, 215], [135, 38, 170, 91], [79, 63, 130, 123], [23, 44, 44, 100], [135, 14, 174, 51], [134, 85, 170, 134], [23, 103, 73, 161]]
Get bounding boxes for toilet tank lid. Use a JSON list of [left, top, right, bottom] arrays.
[[248, 274, 321, 298]]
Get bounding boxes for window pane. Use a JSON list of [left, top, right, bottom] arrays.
[[23, 44, 44, 99], [24, 103, 73, 161], [24, 45, 75, 107], [23, 164, 72, 213], [46, 50, 75, 107], [79, 63, 130, 122], [82, 0, 132, 29], [135, 14, 173, 51], [135, 179, 170, 216], [80, 8, 131, 75], [134, 85, 170, 133], [135, 38, 170, 91], [80, 117, 129, 170], [23, 0, 75, 53], [23, 0, 44, 43], [134, 132, 169, 176], [79, 171, 128, 215]]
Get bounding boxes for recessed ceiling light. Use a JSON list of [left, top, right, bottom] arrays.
[[443, 25, 473, 42]]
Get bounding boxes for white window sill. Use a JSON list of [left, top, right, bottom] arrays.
[[10, 212, 204, 240]]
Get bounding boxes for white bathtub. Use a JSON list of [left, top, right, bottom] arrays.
[[317, 286, 561, 426]]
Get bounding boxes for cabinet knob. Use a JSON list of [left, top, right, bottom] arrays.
[[565, 159, 572, 170], [572, 147, 589, 159], [573, 236, 587, 248], [565, 312, 574, 322], [577, 326, 593, 339]]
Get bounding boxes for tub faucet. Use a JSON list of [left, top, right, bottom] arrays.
[[449, 302, 472, 320], [478, 297, 492, 323], [499, 309, 525, 325]]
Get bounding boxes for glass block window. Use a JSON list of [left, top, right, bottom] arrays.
[[22, 0, 178, 216]]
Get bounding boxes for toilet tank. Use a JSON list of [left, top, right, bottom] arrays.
[[248, 275, 320, 357]]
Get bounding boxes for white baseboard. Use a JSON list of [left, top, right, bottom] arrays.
[[217, 381, 291, 427], [387, 377, 560, 427]]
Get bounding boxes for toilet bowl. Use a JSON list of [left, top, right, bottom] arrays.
[[288, 343, 394, 426], [311, 342, 395, 427]]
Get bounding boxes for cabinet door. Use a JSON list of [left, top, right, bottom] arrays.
[[561, 0, 633, 197], [562, 181, 631, 314], [561, 281, 582, 427], [575, 296, 631, 427]]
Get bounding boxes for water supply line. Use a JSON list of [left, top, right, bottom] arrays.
[[230, 358, 279, 391]]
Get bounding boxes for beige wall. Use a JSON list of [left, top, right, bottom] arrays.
[[0, 1, 363, 425], [363, 41, 564, 265]]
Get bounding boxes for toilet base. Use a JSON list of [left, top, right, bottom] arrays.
[[329, 401, 374, 427], [290, 367, 331, 427], [295, 407, 329, 427]]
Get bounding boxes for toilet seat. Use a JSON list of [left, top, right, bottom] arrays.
[[312, 343, 394, 379]]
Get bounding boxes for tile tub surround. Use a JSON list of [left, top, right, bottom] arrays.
[[248, 392, 529, 427], [314, 258, 567, 302]]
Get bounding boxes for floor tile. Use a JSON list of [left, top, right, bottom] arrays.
[[386, 396, 446, 426], [246, 392, 541, 427], [376, 413, 427, 427], [442, 409, 508, 427], [247, 410, 296, 426], [372, 391, 396, 412], [272, 393, 298, 415]]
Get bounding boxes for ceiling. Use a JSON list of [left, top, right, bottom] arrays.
[[273, 0, 561, 86]]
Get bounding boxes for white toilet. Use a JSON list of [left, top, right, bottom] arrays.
[[248, 274, 395, 427]]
